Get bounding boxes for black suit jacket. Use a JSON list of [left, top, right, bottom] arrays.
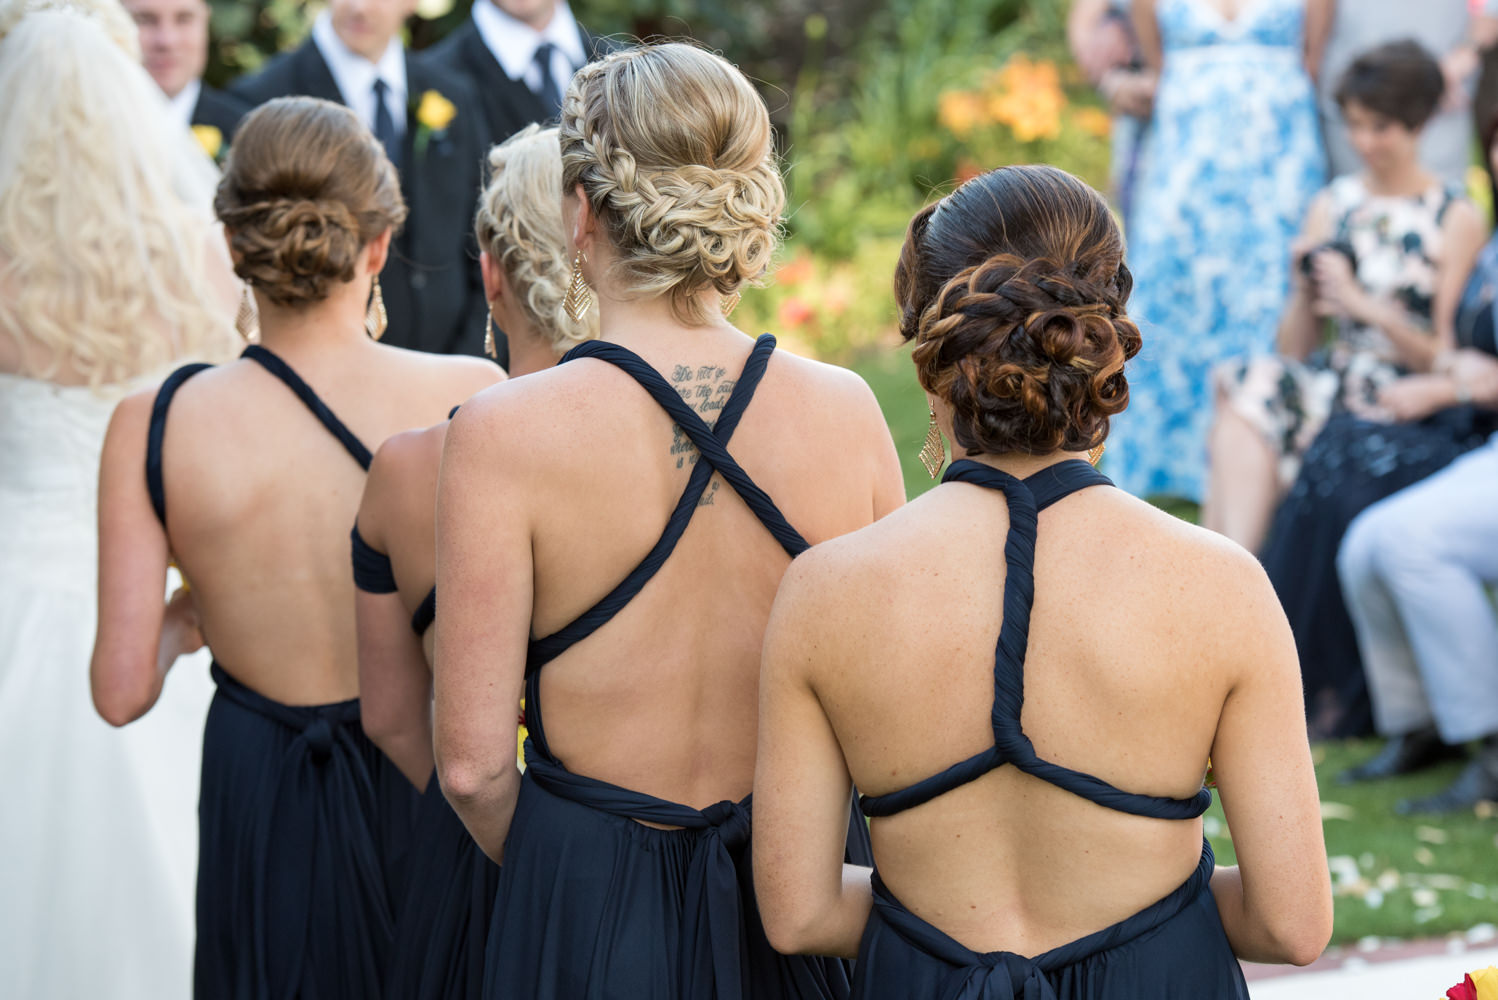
[[191, 84, 251, 142], [421, 19, 611, 148], [230, 41, 493, 360]]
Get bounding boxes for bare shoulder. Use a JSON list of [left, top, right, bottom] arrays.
[[377, 344, 506, 396], [765, 347, 887, 430], [370, 421, 447, 481], [1441, 197, 1485, 243], [776, 494, 933, 622], [103, 387, 155, 451]]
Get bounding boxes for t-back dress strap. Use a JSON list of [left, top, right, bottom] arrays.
[[241, 344, 373, 470], [146, 362, 215, 527], [858, 458, 1212, 822]]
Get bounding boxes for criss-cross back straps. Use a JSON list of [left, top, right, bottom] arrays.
[[146, 362, 215, 526], [242, 345, 373, 470], [525, 334, 806, 671], [860, 459, 1212, 821]]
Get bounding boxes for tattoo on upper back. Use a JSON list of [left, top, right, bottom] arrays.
[[667, 363, 737, 474]]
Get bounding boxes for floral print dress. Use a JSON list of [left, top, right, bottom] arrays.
[[1216, 174, 1461, 487], [1112, 0, 1326, 501]]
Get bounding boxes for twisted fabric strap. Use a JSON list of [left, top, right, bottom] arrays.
[[524, 746, 754, 1000], [242, 344, 373, 470], [867, 840, 1216, 999], [209, 663, 391, 995], [146, 362, 214, 526]]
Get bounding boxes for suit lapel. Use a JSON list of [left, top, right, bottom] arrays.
[[293, 39, 347, 106], [458, 23, 547, 137]]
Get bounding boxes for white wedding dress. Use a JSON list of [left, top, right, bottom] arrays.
[[0, 372, 214, 1000]]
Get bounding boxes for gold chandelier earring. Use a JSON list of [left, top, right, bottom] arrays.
[[1088, 442, 1106, 467], [235, 282, 259, 342], [365, 278, 388, 340], [918, 401, 946, 479], [484, 310, 499, 359], [720, 289, 741, 317], [563, 250, 592, 324]]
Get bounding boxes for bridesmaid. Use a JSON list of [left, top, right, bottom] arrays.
[[754, 166, 1332, 996], [353, 124, 594, 1000], [433, 43, 904, 999], [92, 97, 503, 998]]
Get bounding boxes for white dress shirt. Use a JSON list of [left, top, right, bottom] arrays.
[[471, 0, 586, 97], [167, 77, 201, 132], [311, 10, 407, 139]]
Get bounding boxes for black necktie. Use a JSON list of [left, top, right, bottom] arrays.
[[532, 42, 563, 118], [372, 78, 402, 170]]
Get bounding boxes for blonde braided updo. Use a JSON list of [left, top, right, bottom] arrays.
[[559, 43, 784, 326], [896, 165, 1141, 456]]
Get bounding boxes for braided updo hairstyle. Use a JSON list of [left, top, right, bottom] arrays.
[[896, 165, 1141, 456], [559, 43, 784, 326], [214, 97, 407, 307]]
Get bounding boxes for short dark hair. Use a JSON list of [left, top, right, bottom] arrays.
[[1334, 39, 1444, 131], [895, 165, 1140, 457]]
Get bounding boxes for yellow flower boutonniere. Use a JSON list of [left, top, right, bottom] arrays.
[[191, 123, 223, 162], [413, 89, 457, 160]]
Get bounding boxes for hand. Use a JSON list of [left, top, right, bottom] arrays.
[[1309, 251, 1367, 321], [1440, 45, 1478, 111], [157, 585, 204, 674], [1103, 70, 1155, 118], [1447, 349, 1498, 407], [1377, 374, 1457, 422]]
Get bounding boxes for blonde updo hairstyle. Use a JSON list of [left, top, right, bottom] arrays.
[[214, 97, 407, 307], [896, 165, 1141, 456], [559, 43, 784, 326], [474, 124, 595, 350]]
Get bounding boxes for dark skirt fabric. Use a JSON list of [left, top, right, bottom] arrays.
[[851, 841, 1245, 999], [195, 663, 419, 999], [1261, 408, 1491, 739], [386, 772, 502, 1000], [481, 746, 868, 1000]]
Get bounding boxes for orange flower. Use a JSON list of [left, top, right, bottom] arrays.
[[1073, 106, 1113, 139], [778, 296, 815, 330], [955, 157, 984, 185], [938, 90, 987, 138], [775, 252, 815, 287]]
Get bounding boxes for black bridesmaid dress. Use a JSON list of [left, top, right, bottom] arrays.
[[850, 460, 1245, 1000], [351, 524, 501, 1000], [147, 345, 418, 999], [481, 335, 871, 1000]]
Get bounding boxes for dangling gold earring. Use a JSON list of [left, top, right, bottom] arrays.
[[720, 290, 741, 317], [365, 278, 388, 340], [235, 282, 258, 342], [563, 250, 592, 324], [918, 401, 945, 479], [484, 310, 498, 359], [1088, 442, 1106, 467]]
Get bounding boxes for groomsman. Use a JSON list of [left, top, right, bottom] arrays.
[[423, 0, 611, 145], [231, 0, 494, 360], [123, 0, 249, 159]]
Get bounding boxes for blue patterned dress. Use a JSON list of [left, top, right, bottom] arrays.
[[1113, 0, 1326, 500]]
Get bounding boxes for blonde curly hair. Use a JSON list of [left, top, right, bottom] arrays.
[[474, 125, 595, 351], [559, 43, 784, 327], [0, 2, 235, 387]]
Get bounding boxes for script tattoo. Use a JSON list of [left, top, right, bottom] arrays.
[[667, 363, 738, 508]]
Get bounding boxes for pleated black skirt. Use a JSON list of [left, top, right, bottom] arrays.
[[386, 772, 502, 1000], [851, 841, 1247, 999], [480, 747, 868, 1000], [195, 663, 419, 999]]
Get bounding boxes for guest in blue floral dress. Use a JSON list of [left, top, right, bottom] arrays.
[[1111, 0, 1330, 501], [1205, 40, 1485, 553]]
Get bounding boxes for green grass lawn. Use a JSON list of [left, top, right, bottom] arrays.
[[850, 348, 1498, 945]]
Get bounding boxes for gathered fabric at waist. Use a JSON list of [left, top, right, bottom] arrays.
[[862, 840, 1218, 999], [209, 661, 363, 758]]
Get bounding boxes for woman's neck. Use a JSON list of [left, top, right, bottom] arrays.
[[1363, 160, 1434, 198], [949, 448, 1094, 480], [252, 284, 372, 357], [592, 287, 741, 354]]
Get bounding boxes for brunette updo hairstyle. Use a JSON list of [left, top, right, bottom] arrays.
[[896, 165, 1140, 456], [559, 42, 784, 325], [1334, 40, 1444, 131], [214, 96, 407, 307]]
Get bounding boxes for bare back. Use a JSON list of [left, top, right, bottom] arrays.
[[447, 329, 902, 810], [797, 469, 1271, 956], [155, 341, 498, 704]]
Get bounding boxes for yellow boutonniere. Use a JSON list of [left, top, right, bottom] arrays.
[[191, 123, 223, 161], [416, 89, 457, 133]]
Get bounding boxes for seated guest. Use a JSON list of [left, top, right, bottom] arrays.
[[122, 0, 248, 154], [1337, 354, 1498, 811], [91, 96, 502, 998], [754, 165, 1332, 994], [432, 43, 903, 998], [353, 124, 593, 1000], [1205, 40, 1484, 555], [422, 0, 609, 145], [232, 0, 493, 360]]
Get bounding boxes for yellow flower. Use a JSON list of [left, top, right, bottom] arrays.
[[191, 123, 223, 160], [1472, 966, 1498, 1000], [416, 89, 457, 133], [938, 90, 985, 138], [1073, 107, 1113, 139]]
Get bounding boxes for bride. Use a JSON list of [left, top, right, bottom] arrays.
[[0, 1, 237, 996]]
